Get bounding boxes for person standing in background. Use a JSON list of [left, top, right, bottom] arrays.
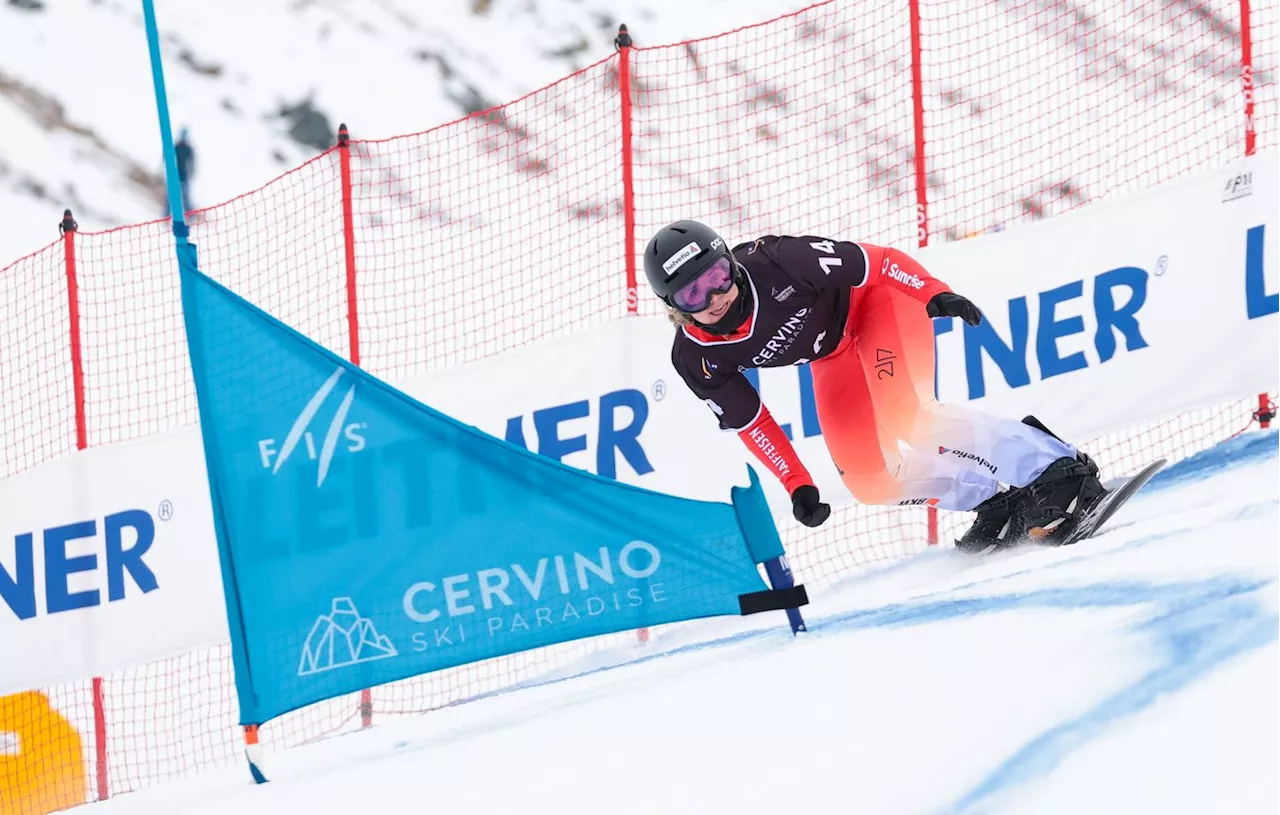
[[175, 127, 196, 215]]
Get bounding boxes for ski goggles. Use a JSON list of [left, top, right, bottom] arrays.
[[670, 256, 735, 313]]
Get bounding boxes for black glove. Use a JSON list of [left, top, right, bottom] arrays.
[[926, 291, 983, 326], [791, 484, 831, 527]]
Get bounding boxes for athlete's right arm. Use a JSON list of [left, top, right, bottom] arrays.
[[670, 343, 815, 497]]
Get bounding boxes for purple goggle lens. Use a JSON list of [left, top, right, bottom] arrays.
[[672, 257, 734, 313]]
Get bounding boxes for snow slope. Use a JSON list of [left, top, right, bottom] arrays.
[[81, 430, 1279, 814], [0, 0, 813, 266]]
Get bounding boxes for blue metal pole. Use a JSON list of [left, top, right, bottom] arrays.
[[140, 0, 253, 781], [763, 556, 806, 634], [139, 0, 189, 239]]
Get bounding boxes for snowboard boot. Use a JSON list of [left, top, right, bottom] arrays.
[[955, 486, 1027, 553], [1014, 443, 1106, 544], [955, 415, 1106, 552]]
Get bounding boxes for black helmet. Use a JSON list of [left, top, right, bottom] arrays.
[[643, 220, 737, 311]]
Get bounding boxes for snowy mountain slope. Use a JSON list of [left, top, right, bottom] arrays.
[[0, 0, 810, 266], [83, 430, 1279, 814], [1, 0, 1273, 270]]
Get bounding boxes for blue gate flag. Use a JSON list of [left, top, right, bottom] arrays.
[[179, 264, 791, 726]]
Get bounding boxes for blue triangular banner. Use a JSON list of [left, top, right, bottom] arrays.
[[178, 261, 785, 725]]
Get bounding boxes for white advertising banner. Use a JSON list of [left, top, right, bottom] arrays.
[[0, 428, 228, 694], [924, 151, 1278, 444], [2, 153, 1276, 693]]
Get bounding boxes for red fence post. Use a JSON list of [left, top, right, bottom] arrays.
[[907, 1, 939, 547], [1257, 394, 1273, 429], [62, 209, 109, 800], [1241, 0, 1256, 156], [1239, 2, 1265, 433], [338, 124, 362, 366], [62, 210, 87, 453], [616, 25, 639, 317], [335, 124, 374, 728], [91, 678, 108, 799], [617, 25, 649, 644], [909, 1, 930, 251]]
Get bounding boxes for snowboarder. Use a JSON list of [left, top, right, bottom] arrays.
[[645, 219, 1107, 552]]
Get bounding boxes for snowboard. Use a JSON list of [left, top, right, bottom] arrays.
[[1041, 457, 1167, 547]]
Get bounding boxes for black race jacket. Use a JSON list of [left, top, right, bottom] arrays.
[[670, 235, 947, 431]]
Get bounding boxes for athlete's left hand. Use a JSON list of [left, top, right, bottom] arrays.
[[926, 291, 983, 326]]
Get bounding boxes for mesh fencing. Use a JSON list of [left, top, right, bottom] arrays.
[[627, 2, 917, 273], [1, 0, 1275, 809], [920, 0, 1254, 238], [348, 56, 625, 380], [0, 241, 77, 480]]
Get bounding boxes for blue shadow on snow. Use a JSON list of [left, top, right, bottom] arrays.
[[806, 577, 1278, 814], [1146, 427, 1277, 492]]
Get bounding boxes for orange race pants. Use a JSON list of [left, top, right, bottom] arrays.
[[809, 284, 1075, 511]]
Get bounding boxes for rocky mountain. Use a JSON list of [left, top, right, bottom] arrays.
[[0, 0, 776, 265]]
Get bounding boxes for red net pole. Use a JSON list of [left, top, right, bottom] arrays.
[[61, 211, 86, 452], [1239, 1, 1265, 430], [338, 124, 362, 367], [618, 23, 648, 644], [909, 0, 929, 250], [908, 0, 939, 547], [1242, 0, 1256, 156], [337, 122, 373, 727], [359, 689, 372, 729], [62, 208, 109, 800], [91, 677, 108, 799], [617, 25, 639, 317]]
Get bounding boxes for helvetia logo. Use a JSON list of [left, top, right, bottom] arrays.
[[298, 597, 398, 676], [938, 445, 998, 475], [662, 241, 701, 276], [257, 367, 368, 487]]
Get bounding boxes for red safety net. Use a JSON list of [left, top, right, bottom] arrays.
[[918, 0, 1262, 238], [1, 0, 1274, 810], [0, 242, 77, 480], [1254, 0, 1274, 151], [345, 58, 628, 379]]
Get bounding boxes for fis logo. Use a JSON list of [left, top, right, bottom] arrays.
[[1222, 171, 1252, 202], [883, 258, 925, 290], [258, 367, 368, 487], [700, 358, 719, 379]]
